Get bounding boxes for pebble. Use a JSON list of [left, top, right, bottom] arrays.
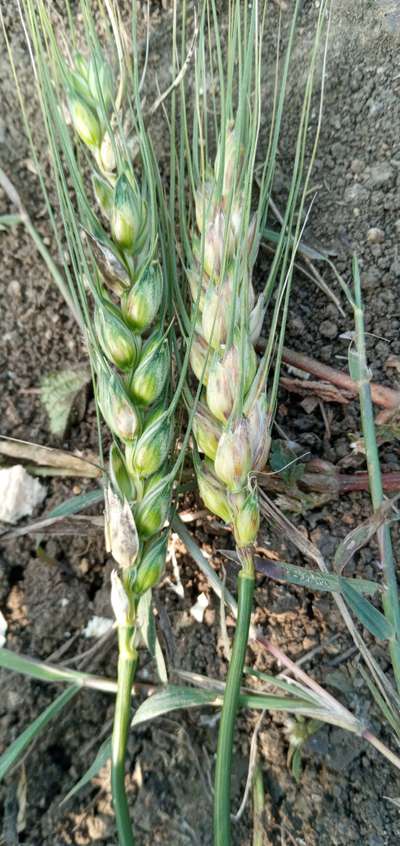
[[303, 637, 317, 650], [367, 227, 385, 244], [320, 319, 338, 339], [367, 162, 393, 188], [351, 159, 365, 174], [344, 183, 369, 204], [7, 280, 22, 300], [362, 267, 380, 290], [331, 141, 344, 160], [391, 257, 400, 277], [289, 315, 305, 334], [86, 816, 109, 840], [204, 608, 216, 627], [369, 244, 383, 258], [368, 100, 384, 118], [350, 72, 363, 93], [79, 557, 89, 574]]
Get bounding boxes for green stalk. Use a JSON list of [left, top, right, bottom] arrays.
[[214, 556, 255, 846], [353, 257, 400, 693], [111, 625, 137, 846]]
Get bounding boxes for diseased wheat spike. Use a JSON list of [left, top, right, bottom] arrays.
[[65, 48, 174, 615], [189, 122, 269, 552]]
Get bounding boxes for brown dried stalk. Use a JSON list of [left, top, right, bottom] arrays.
[[257, 340, 400, 411]]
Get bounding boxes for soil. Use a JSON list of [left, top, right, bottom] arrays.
[[1, 1, 400, 845]]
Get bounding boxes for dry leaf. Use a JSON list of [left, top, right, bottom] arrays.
[[0, 437, 100, 478]]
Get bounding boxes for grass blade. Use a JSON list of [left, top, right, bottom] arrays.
[[131, 685, 222, 726], [0, 648, 116, 693], [358, 666, 400, 740], [62, 736, 112, 805], [0, 686, 77, 781], [352, 255, 400, 689], [137, 590, 168, 684], [256, 559, 379, 596], [131, 683, 328, 728], [340, 580, 394, 641], [48, 489, 104, 519]]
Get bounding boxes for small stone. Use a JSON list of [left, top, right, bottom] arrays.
[[350, 71, 363, 93], [367, 162, 393, 188], [344, 183, 369, 204], [289, 315, 305, 334], [7, 280, 22, 300], [350, 159, 365, 174], [79, 557, 90, 574], [7, 690, 22, 710], [86, 815, 108, 840], [331, 141, 344, 159], [368, 100, 384, 118], [0, 465, 46, 524], [391, 258, 400, 278], [204, 608, 216, 627], [362, 267, 380, 290], [367, 227, 385, 244], [303, 637, 317, 650], [320, 320, 338, 339]]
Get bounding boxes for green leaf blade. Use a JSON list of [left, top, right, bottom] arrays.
[[131, 685, 221, 727], [136, 590, 168, 684], [61, 737, 112, 805], [0, 686, 77, 781], [340, 579, 393, 641], [48, 488, 103, 519], [256, 559, 379, 596]]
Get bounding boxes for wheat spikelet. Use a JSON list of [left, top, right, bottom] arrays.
[[65, 48, 174, 619], [189, 122, 269, 552]]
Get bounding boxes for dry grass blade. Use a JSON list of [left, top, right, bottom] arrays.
[[0, 437, 101, 477], [259, 487, 400, 714], [232, 711, 265, 823], [258, 490, 325, 568], [280, 376, 352, 405], [1, 515, 104, 541], [272, 346, 400, 411]]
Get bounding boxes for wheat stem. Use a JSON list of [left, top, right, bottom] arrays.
[[112, 626, 137, 846], [214, 561, 255, 846]]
